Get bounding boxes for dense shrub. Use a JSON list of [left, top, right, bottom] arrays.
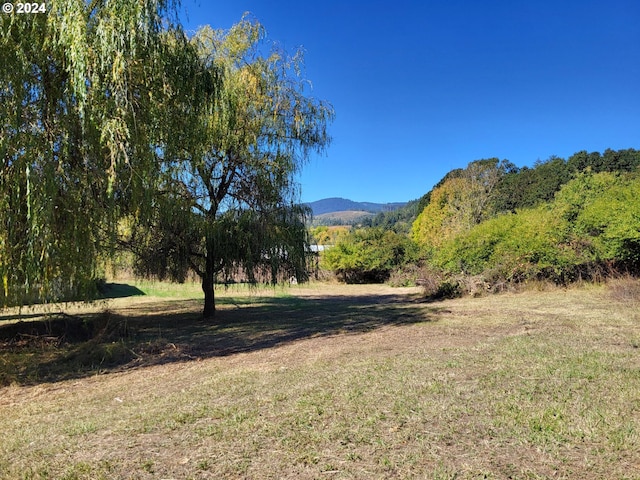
[[574, 178, 640, 269], [322, 228, 418, 283], [387, 262, 423, 287], [433, 207, 584, 283], [430, 172, 640, 285]]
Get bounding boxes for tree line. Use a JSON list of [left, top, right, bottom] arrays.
[[324, 148, 640, 289]]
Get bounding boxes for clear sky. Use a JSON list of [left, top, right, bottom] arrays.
[[180, 0, 640, 203]]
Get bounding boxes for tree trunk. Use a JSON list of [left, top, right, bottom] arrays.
[[202, 272, 215, 319], [201, 226, 218, 319], [202, 244, 216, 320]]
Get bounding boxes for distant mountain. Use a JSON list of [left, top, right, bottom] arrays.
[[306, 197, 407, 216], [313, 210, 375, 225]]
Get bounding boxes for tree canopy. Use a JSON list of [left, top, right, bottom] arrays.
[[126, 18, 334, 317], [1, 0, 199, 306], [1, 5, 332, 316], [411, 158, 513, 252], [322, 228, 416, 284]]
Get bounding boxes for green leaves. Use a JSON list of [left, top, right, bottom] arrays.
[[428, 171, 640, 284], [573, 176, 640, 266], [411, 158, 511, 253], [0, 0, 187, 306], [323, 229, 417, 283], [125, 17, 333, 316]]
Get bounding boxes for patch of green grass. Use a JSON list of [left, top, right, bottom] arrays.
[[64, 421, 99, 437], [126, 279, 203, 298], [124, 279, 300, 300]]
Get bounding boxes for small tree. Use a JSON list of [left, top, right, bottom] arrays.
[[411, 159, 513, 252], [128, 18, 333, 318]]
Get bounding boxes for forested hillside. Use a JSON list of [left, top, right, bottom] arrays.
[[323, 148, 640, 291], [306, 198, 407, 226]]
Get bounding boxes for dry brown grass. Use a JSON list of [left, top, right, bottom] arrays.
[[1, 282, 640, 479], [607, 275, 640, 306]]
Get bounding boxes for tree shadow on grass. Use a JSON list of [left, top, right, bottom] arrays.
[[98, 282, 146, 299], [0, 284, 143, 322], [0, 291, 434, 387]]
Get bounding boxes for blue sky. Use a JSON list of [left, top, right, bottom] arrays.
[[180, 0, 640, 203]]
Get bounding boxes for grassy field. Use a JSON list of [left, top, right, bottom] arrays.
[[1, 280, 640, 479]]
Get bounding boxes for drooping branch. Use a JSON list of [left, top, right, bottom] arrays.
[[123, 16, 332, 317]]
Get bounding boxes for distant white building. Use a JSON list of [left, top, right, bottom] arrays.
[[307, 244, 330, 253]]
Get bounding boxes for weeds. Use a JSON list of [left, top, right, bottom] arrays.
[[608, 275, 640, 304]]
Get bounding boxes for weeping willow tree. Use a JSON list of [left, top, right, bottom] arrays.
[[128, 17, 334, 318], [0, 1, 210, 306]]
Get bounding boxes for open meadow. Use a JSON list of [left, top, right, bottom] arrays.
[[1, 280, 640, 479]]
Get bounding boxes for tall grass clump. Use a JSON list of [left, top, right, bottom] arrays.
[[607, 275, 640, 305]]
